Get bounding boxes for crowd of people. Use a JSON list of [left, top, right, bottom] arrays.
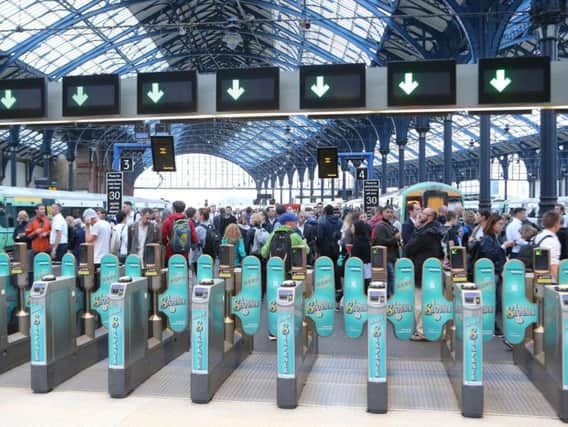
[[13, 198, 568, 343]]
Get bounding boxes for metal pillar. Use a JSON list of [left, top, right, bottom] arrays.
[[9, 126, 19, 187], [415, 117, 430, 183], [500, 157, 510, 201], [443, 115, 453, 185], [398, 145, 405, 189], [320, 179, 324, 202], [331, 179, 335, 201], [41, 130, 54, 179], [342, 170, 347, 200], [479, 115, 491, 211], [66, 141, 76, 191], [381, 154, 388, 194]]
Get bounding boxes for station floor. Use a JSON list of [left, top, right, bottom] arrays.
[[0, 309, 564, 426]]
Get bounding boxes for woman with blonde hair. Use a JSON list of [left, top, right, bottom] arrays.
[[222, 223, 247, 267], [13, 210, 30, 246]]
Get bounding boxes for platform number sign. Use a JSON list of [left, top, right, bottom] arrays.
[[106, 172, 123, 216], [120, 157, 134, 172], [356, 167, 368, 181], [363, 180, 379, 215]]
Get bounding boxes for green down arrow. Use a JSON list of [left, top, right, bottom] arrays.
[[398, 73, 419, 95], [0, 90, 16, 109], [72, 86, 89, 106], [227, 80, 245, 101], [147, 83, 164, 103], [489, 69, 512, 93]]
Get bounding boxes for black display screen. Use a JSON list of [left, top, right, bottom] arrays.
[[300, 63, 365, 109], [534, 248, 550, 271], [388, 60, 456, 106], [317, 147, 338, 179], [478, 56, 550, 104], [144, 246, 155, 265], [0, 78, 45, 119], [291, 248, 303, 267], [62, 74, 119, 116], [151, 136, 176, 172], [216, 67, 279, 111], [137, 71, 197, 114], [80, 244, 89, 264], [450, 247, 465, 269], [220, 245, 231, 267], [372, 247, 385, 269]]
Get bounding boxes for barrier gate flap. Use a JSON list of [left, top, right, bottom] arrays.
[[344, 257, 367, 338], [387, 258, 415, 340], [558, 259, 568, 286], [61, 253, 84, 316], [502, 260, 537, 345], [267, 257, 285, 336], [231, 256, 261, 335], [422, 258, 452, 341], [125, 255, 142, 278], [159, 255, 189, 333], [0, 253, 11, 333], [91, 254, 119, 330], [474, 258, 496, 342], [29, 253, 52, 309], [305, 256, 335, 337], [196, 255, 214, 283]]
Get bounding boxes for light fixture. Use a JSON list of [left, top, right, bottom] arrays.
[[223, 31, 243, 50]]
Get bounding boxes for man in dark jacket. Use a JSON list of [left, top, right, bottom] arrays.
[[372, 206, 400, 296], [317, 205, 342, 303], [405, 208, 444, 341], [219, 206, 237, 237], [402, 203, 420, 250]]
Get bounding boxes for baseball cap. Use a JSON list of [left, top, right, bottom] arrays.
[[83, 208, 97, 221]]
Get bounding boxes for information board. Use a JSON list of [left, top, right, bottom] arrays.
[[478, 56, 550, 104], [356, 167, 368, 181], [300, 63, 365, 109], [106, 172, 123, 216], [216, 67, 279, 111], [0, 78, 45, 119], [62, 74, 119, 116], [317, 147, 338, 179], [363, 180, 379, 215], [120, 158, 134, 172], [137, 71, 197, 114], [387, 60, 456, 107], [151, 136, 176, 172]]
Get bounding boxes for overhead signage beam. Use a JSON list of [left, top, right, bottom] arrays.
[[478, 56, 550, 104], [300, 63, 366, 109], [0, 78, 45, 119], [387, 60, 456, 107], [62, 74, 119, 116], [216, 67, 279, 111], [137, 71, 197, 114]]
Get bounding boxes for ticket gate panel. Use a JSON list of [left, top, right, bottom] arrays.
[[502, 260, 537, 345], [473, 258, 495, 342], [343, 257, 367, 338], [196, 255, 214, 283], [159, 255, 189, 333], [91, 255, 120, 330], [305, 256, 335, 337], [367, 283, 388, 414], [387, 258, 415, 340], [27, 253, 54, 309], [0, 253, 16, 332], [231, 256, 261, 336], [422, 258, 452, 341], [267, 257, 285, 336], [125, 255, 142, 278]]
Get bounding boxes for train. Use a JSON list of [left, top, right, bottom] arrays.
[[0, 186, 169, 252]]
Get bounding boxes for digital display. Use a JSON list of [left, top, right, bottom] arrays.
[[80, 244, 89, 264], [563, 294, 568, 306], [278, 288, 294, 302], [216, 67, 279, 111], [151, 136, 176, 172], [194, 287, 208, 299], [62, 74, 119, 116], [144, 245, 156, 265], [300, 63, 365, 109], [464, 292, 480, 305], [291, 248, 303, 267], [33, 283, 46, 293], [0, 78, 45, 119], [111, 285, 124, 296], [387, 60, 456, 107], [450, 247, 465, 269], [219, 245, 231, 267], [478, 56, 550, 104], [368, 290, 385, 304], [534, 248, 550, 271], [317, 147, 338, 179], [137, 71, 197, 114], [372, 247, 385, 269]]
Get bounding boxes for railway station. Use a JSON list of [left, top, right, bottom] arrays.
[[1, 1, 568, 426]]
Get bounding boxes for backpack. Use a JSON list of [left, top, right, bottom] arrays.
[[251, 227, 269, 256], [269, 230, 292, 272], [517, 235, 553, 270], [170, 219, 191, 254], [199, 223, 220, 258]]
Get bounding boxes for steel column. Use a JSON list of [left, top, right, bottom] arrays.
[[479, 115, 491, 211], [443, 115, 453, 185]]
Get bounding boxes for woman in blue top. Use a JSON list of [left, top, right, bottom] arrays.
[[222, 223, 247, 266]]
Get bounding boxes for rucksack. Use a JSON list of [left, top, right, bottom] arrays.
[[251, 227, 269, 256], [517, 235, 553, 271], [269, 230, 292, 272], [199, 223, 220, 258], [170, 218, 191, 253]]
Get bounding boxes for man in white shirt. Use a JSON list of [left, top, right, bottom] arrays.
[[83, 208, 111, 267], [123, 201, 138, 226], [535, 210, 562, 281], [49, 203, 68, 261], [506, 208, 527, 258]]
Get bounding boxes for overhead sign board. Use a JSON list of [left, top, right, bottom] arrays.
[[0, 78, 45, 119], [106, 172, 123, 216], [62, 74, 119, 116], [478, 56, 550, 104], [216, 67, 279, 111], [137, 71, 197, 114], [388, 60, 456, 107], [120, 157, 134, 172], [317, 147, 338, 179], [356, 167, 368, 181], [151, 136, 176, 172], [300, 63, 365, 109], [363, 180, 379, 215]]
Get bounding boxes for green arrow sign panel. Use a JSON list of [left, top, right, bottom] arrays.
[[216, 67, 279, 111], [300, 64, 365, 109], [63, 74, 119, 116], [0, 78, 45, 119], [137, 71, 197, 114]]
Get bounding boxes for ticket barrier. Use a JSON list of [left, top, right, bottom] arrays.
[[343, 246, 415, 413], [108, 246, 189, 397], [422, 248, 487, 418], [502, 248, 568, 421], [191, 244, 262, 403], [30, 245, 113, 392], [275, 251, 335, 409]]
